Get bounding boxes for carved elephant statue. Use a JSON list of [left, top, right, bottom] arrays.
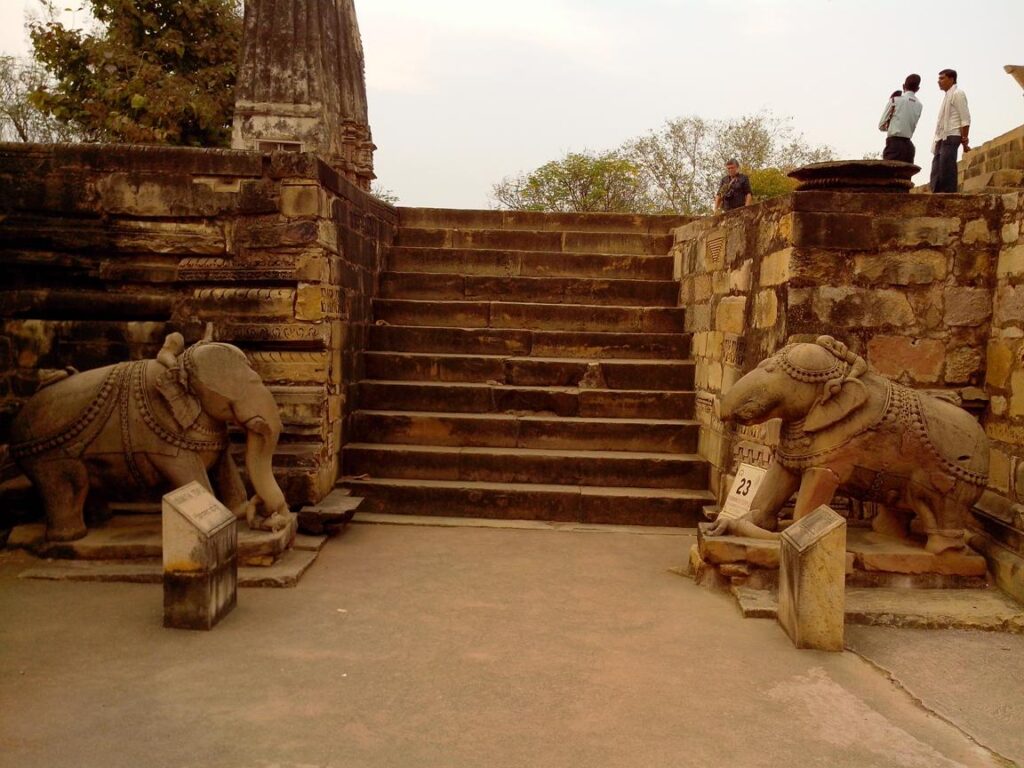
[[10, 331, 292, 541], [709, 335, 989, 554]]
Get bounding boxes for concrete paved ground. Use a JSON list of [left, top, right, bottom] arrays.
[[0, 521, 1018, 768]]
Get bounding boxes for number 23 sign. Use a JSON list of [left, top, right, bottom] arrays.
[[718, 463, 767, 522]]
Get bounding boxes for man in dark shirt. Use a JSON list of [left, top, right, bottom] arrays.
[[715, 158, 753, 212]]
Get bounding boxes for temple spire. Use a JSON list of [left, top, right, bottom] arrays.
[[232, 0, 375, 190]]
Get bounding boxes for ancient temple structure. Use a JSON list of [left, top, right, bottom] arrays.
[[231, 0, 375, 190]]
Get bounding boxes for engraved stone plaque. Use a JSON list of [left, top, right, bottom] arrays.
[[778, 505, 846, 651], [717, 463, 767, 522], [162, 482, 238, 631]]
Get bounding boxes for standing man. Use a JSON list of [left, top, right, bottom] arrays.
[[714, 158, 753, 213], [930, 69, 971, 193], [878, 74, 923, 163]]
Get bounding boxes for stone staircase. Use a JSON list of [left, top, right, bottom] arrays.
[[340, 208, 714, 526]]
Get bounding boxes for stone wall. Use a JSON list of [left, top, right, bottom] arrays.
[[959, 123, 1024, 192], [0, 143, 395, 505], [975, 190, 1024, 601]]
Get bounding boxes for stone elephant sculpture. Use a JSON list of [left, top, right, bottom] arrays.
[[709, 335, 988, 554], [10, 330, 292, 541]]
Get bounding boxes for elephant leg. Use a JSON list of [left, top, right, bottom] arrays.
[[212, 451, 249, 519], [747, 461, 801, 530], [793, 466, 841, 520], [148, 452, 213, 494], [27, 459, 90, 542]]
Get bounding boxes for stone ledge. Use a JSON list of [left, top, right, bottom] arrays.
[[16, 547, 319, 588], [733, 586, 1024, 633]]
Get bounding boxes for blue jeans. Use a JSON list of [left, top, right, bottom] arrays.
[[929, 136, 961, 193]]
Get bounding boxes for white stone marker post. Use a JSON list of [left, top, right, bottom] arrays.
[[778, 504, 846, 651], [163, 482, 238, 631]]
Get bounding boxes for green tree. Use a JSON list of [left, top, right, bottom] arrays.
[[0, 55, 78, 142], [28, 0, 242, 146], [746, 167, 799, 202], [491, 150, 656, 213], [624, 111, 835, 215]]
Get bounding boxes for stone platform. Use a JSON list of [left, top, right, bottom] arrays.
[[8, 514, 298, 567], [691, 523, 989, 591]]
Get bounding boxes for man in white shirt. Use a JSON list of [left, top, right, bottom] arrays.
[[929, 68, 971, 193], [879, 74, 923, 163]]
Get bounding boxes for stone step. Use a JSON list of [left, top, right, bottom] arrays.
[[397, 207, 690, 233], [379, 272, 679, 306], [341, 477, 713, 527], [373, 299, 686, 334], [395, 227, 673, 256], [351, 410, 699, 453], [368, 325, 691, 360], [342, 443, 709, 490], [357, 381, 694, 419], [361, 352, 695, 390], [388, 247, 675, 280]]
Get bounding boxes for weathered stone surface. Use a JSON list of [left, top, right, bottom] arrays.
[[945, 287, 994, 327], [852, 250, 947, 285], [850, 531, 987, 576], [232, 0, 374, 190], [867, 336, 944, 383], [778, 506, 846, 651], [996, 285, 1024, 325], [714, 297, 746, 334], [758, 248, 792, 286], [944, 346, 983, 385], [162, 483, 237, 631], [987, 339, 1015, 388], [811, 287, 915, 327]]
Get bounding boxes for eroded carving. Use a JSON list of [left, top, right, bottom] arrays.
[[10, 330, 293, 541], [709, 335, 989, 554]]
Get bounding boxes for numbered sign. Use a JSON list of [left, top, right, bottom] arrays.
[[717, 463, 767, 522]]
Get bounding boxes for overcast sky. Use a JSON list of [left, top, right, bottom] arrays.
[[2, 0, 1022, 208]]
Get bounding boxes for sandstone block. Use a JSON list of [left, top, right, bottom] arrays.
[[280, 183, 321, 217], [999, 244, 1024, 278], [1011, 372, 1024, 419], [715, 297, 747, 335], [867, 336, 944, 383], [794, 212, 877, 250], [759, 248, 793, 286], [1002, 221, 1020, 245], [852, 250, 947, 285], [962, 218, 991, 245], [730, 260, 752, 292], [753, 290, 779, 329], [989, 448, 1012, 494], [996, 285, 1024, 325], [778, 506, 846, 652], [944, 346, 982, 385], [991, 395, 1008, 416], [877, 216, 958, 247], [944, 287, 993, 327], [812, 287, 914, 327]]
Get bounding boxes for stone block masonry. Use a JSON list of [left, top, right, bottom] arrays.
[[671, 186, 1024, 599], [0, 143, 396, 505]]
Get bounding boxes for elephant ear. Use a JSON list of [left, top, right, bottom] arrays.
[[155, 366, 201, 430], [803, 379, 868, 432]]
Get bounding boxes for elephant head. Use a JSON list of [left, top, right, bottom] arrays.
[[721, 336, 870, 432], [154, 332, 289, 524]]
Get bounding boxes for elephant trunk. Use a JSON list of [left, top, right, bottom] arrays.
[[234, 384, 288, 516]]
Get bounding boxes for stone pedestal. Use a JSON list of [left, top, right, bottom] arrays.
[[162, 483, 238, 631], [778, 505, 847, 651]]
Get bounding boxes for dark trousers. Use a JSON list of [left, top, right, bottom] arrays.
[[930, 135, 962, 193], [882, 136, 915, 163]]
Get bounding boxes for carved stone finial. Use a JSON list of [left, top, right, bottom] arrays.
[[788, 160, 920, 193], [231, 0, 376, 190]]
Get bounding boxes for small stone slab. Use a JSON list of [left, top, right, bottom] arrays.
[[293, 533, 328, 552], [778, 505, 847, 651], [238, 548, 319, 588], [697, 523, 780, 568], [733, 587, 1024, 634], [297, 489, 363, 534], [163, 483, 237, 631]]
